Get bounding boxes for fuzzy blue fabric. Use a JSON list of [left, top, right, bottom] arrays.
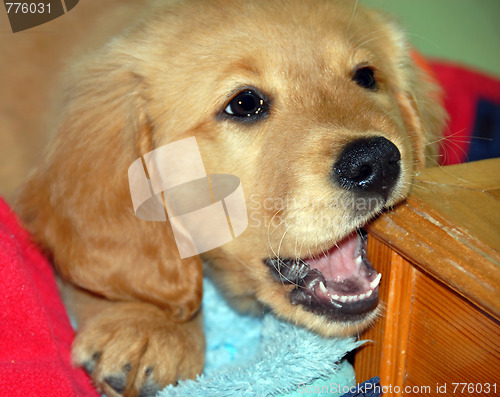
[[159, 278, 365, 397]]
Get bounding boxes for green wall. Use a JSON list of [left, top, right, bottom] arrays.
[[362, 0, 500, 78]]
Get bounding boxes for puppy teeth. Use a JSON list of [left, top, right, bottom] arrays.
[[332, 294, 371, 303], [370, 274, 382, 290], [366, 289, 373, 297], [318, 281, 328, 294], [355, 255, 363, 265]]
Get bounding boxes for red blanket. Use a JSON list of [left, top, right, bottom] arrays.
[[431, 61, 500, 165], [0, 198, 99, 397]]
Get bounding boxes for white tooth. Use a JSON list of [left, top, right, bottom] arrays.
[[330, 299, 342, 308], [370, 274, 382, 290], [359, 293, 366, 300], [332, 294, 340, 300], [355, 255, 363, 265], [319, 281, 328, 294], [366, 290, 373, 297], [340, 296, 348, 302]]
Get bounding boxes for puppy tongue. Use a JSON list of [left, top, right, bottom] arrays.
[[286, 232, 380, 314], [301, 231, 380, 303], [304, 232, 361, 282]]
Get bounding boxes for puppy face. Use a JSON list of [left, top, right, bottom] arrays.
[[129, 0, 443, 335]]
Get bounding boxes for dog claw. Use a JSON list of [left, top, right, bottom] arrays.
[[82, 361, 94, 375], [82, 352, 101, 375], [139, 379, 162, 397], [104, 374, 127, 394]]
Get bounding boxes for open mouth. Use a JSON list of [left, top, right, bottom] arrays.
[[264, 229, 380, 321]]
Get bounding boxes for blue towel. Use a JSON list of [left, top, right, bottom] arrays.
[[159, 278, 366, 397]]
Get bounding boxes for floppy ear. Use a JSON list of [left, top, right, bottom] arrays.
[[16, 41, 203, 322], [376, 17, 447, 168]]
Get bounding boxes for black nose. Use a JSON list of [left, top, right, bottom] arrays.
[[333, 136, 401, 199]]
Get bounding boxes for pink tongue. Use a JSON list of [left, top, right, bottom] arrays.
[[304, 233, 360, 282]]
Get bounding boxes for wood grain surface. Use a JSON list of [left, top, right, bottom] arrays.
[[354, 159, 500, 396]]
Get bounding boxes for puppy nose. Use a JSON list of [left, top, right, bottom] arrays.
[[333, 136, 401, 199]]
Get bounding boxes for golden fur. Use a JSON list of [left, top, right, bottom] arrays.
[[16, 0, 445, 395]]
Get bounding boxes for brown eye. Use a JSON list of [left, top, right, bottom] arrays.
[[224, 89, 269, 121], [353, 67, 378, 90]]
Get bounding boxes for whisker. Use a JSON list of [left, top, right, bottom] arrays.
[[405, 32, 441, 51], [346, 0, 359, 35], [353, 31, 387, 51]]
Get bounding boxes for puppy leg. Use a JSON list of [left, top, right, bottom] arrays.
[[61, 283, 205, 397]]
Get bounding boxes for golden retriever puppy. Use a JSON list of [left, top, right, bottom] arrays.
[[16, 0, 445, 395]]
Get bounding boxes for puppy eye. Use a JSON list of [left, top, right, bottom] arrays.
[[352, 66, 378, 90], [224, 90, 268, 121]]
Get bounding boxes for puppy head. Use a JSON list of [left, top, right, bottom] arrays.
[[132, 0, 444, 335], [19, 0, 444, 333]]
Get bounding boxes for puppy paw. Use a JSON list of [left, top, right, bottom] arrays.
[[72, 302, 204, 397]]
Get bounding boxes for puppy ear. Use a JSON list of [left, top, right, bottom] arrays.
[[377, 17, 447, 168], [16, 45, 203, 322]]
